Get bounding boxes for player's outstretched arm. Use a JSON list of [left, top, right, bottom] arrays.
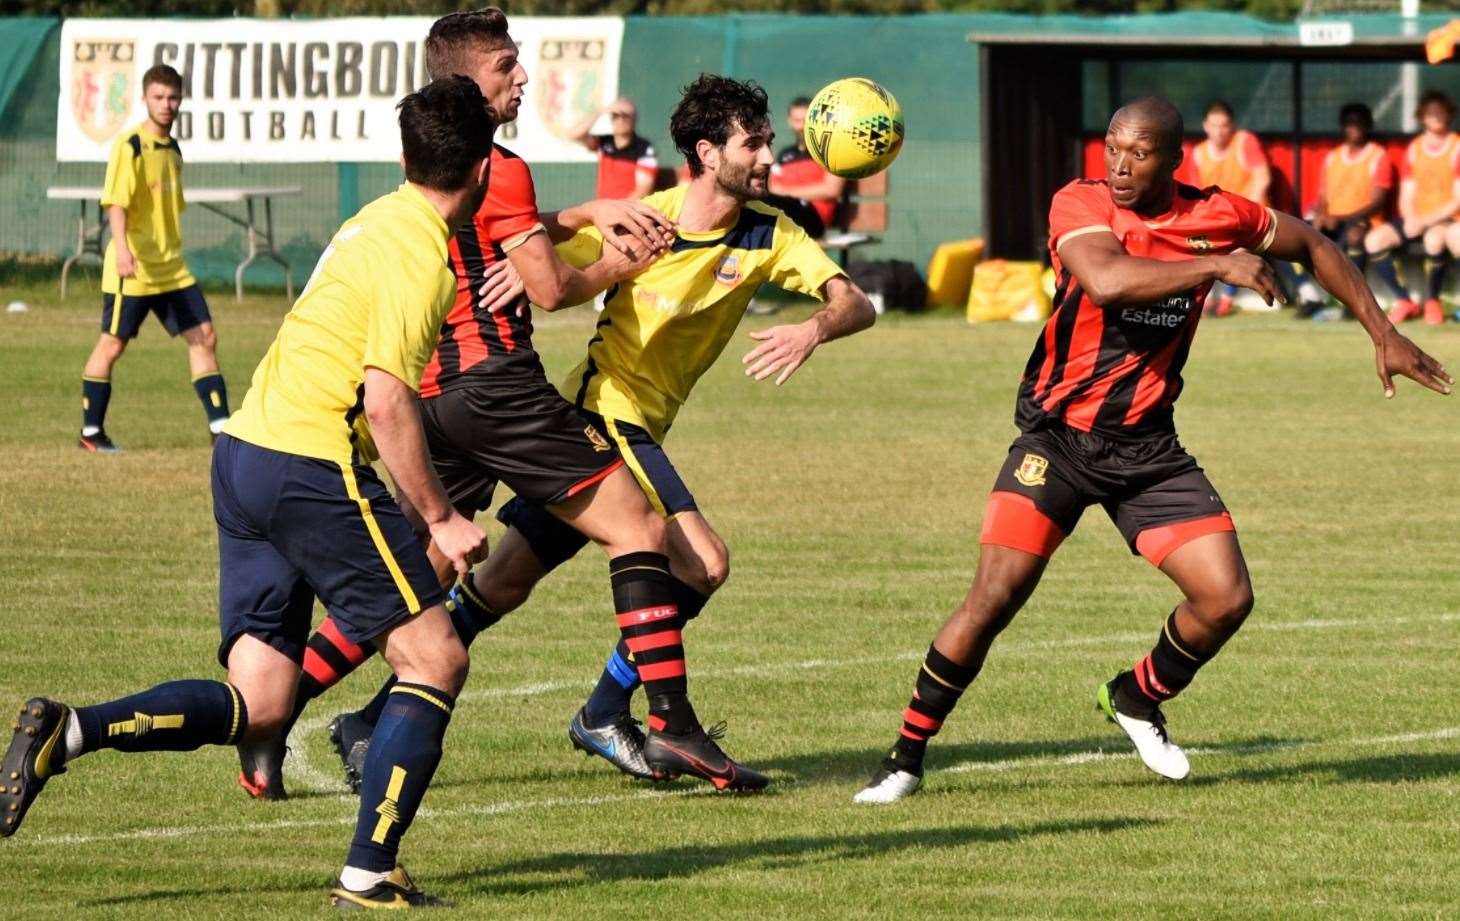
[[543, 199, 675, 256], [742, 275, 875, 386], [1057, 231, 1284, 308], [1265, 211, 1453, 398], [363, 367, 486, 575], [508, 231, 659, 312]]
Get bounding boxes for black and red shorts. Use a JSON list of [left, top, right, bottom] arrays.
[[422, 379, 624, 513], [981, 424, 1234, 567]]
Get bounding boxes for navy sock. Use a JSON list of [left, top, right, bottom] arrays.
[[81, 377, 111, 432], [445, 578, 502, 647], [75, 680, 247, 754], [192, 372, 230, 425], [355, 582, 500, 730], [583, 638, 641, 726], [1345, 245, 1368, 274], [1371, 253, 1409, 300], [345, 683, 454, 873], [1425, 256, 1449, 300]]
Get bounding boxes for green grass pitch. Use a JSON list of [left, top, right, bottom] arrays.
[[0, 280, 1456, 919]]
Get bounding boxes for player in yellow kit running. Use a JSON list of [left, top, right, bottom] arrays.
[[297, 74, 876, 788]]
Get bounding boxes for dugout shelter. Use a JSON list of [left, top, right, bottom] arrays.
[[971, 10, 1460, 261]]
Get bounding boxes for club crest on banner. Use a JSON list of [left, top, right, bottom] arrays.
[[535, 37, 607, 141], [71, 38, 135, 144]]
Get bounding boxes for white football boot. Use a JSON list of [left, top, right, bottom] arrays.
[[853, 762, 923, 804], [1097, 679, 1190, 780]]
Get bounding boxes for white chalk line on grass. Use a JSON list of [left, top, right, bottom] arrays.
[[947, 727, 1460, 775], [25, 786, 704, 848], [21, 724, 1458, 850], [15, 610, 1458, 848], [453, 610, 1460, 706], [279, 610, 1457, 797]]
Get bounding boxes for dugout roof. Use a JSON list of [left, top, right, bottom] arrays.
[[967, 11, 1450, 59], [966, 11, 1458, 259]]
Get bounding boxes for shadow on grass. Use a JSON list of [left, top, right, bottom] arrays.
[[1190, 751, 1460, 787], [761, 733, 1308, 786], [81, 815, 1159, 907], [448, 815, 1160, 898]]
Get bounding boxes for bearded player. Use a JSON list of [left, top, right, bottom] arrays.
[[854, 96, 1452, 804], [285, 74, 873, 793]]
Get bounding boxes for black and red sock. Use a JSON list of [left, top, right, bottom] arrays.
[[1114, 610, 1212, 718], [297, 617, 371, 712], [611, 551, 695, 734], [889, 645, 977, 773]]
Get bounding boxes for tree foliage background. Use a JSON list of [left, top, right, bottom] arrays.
[[7, 0, 1460, 19], [0, 0, 1390, 20]]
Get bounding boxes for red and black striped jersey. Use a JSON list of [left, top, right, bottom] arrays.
[[773, 144, 839, 228], [420, 145, 548, 398], [594, 133, 656, 199], [1016, 179, 1276, 439]]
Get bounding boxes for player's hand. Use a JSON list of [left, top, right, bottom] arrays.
[[477, 257, 527, 317], [583, 199, 676, 258], [428, 511, 487, 577], [742, 319, 820, 386], [1212, 252, 1285, 306], [1375, 326, 1454, 398], [115, 247, 137, 279], [599, 231, 662, 280]]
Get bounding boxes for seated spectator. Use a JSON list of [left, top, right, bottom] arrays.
[[1364, 90, 1460, 325], [1192, 100, 1271, 316]]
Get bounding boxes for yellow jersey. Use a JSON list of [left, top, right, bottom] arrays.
[[557, 186, 843, 442], [224, 183, 456, 464], [100, 124, 195, 296]]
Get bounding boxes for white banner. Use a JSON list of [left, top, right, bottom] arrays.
[[57, 16, 623, 163]]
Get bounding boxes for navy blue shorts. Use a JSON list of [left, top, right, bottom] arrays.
[[496, 410, 698, 571], [101, 283, 211, 339], [211, 434, 445, 667]]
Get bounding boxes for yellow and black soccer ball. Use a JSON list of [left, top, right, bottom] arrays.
[[803, 78, 905, 180]]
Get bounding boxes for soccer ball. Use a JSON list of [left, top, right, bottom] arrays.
[[803, 78, 905, 180]]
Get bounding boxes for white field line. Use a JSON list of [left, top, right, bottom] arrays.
[[947, 727, 1460, 775], [22, 724, 1459, 850], [196, 609, 1460, 799], [14, 610, 1459, 848], [25, 786, 704, 848], [452, 611, 1460, 707]]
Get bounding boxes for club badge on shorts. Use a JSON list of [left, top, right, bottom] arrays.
[[1014, 452, 1048, 487], [584, 424, 612, 452]]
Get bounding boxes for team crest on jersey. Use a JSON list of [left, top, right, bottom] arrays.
[[584, 424, 611, 453], [70, 38, 135, 144], [1014, 453, 1048, 487], [1186, 234, 1213, 251], [535, 37, 608, 141], [714, 254, 743, 286]]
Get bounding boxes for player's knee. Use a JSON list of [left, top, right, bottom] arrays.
[[1364, 229, 1392, 255], [191, 325, 218, 351], [483, 576, 533, 615], [236, 689, 291, 741], [1200, 580, 1254, 633], [99, 334, 128, 360], [418, 640, 470, 695]]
